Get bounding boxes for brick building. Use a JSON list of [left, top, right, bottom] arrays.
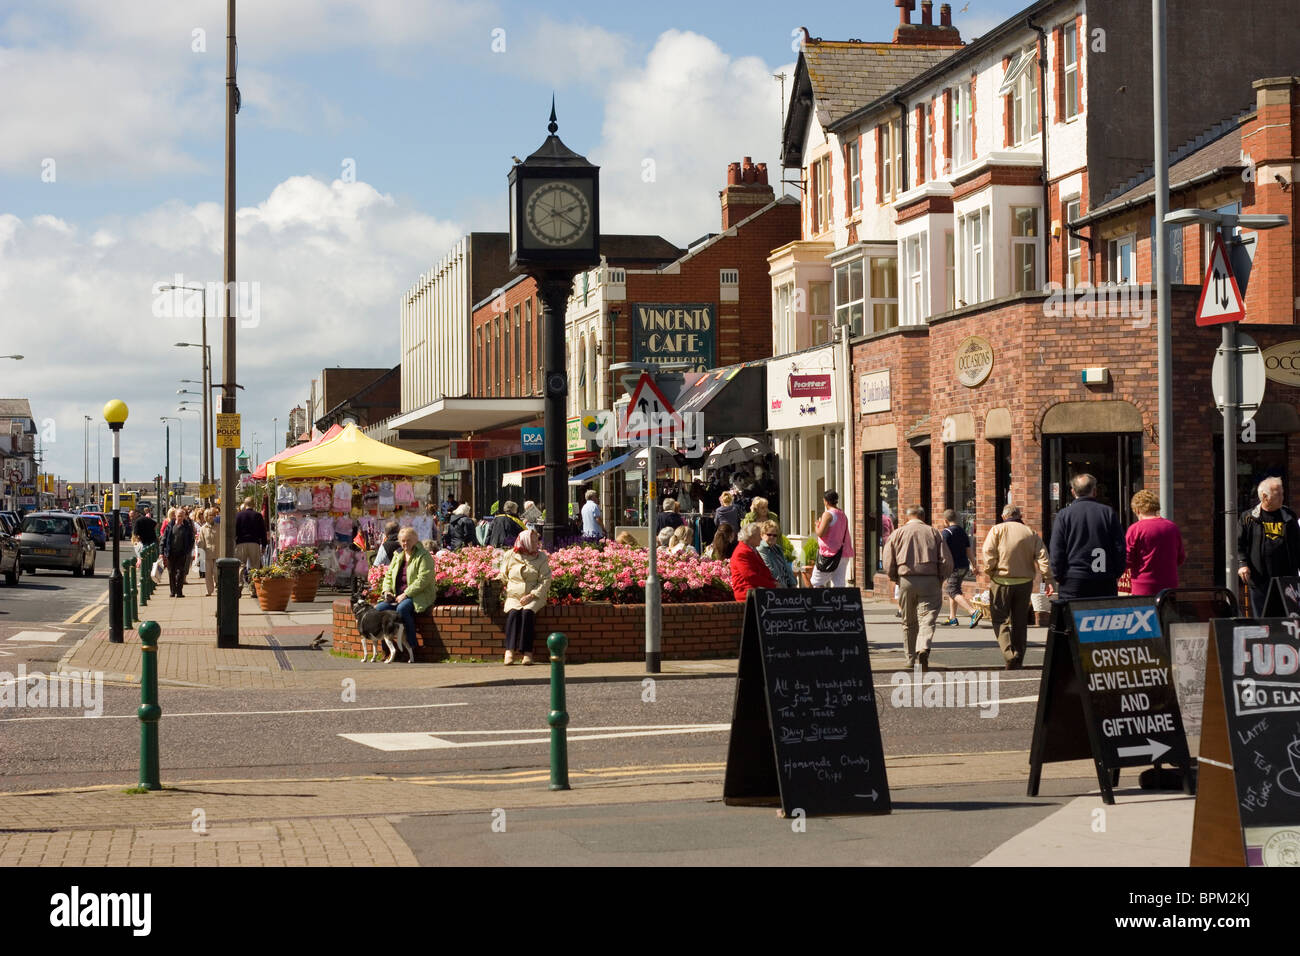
[[781, 0, 1299, 596]]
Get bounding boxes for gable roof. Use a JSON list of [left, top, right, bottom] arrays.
[[0, 399, 34, 421], [783, 40, 963, 166]]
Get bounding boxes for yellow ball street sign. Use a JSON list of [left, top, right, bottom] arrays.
[[215, 413, 241, 449]]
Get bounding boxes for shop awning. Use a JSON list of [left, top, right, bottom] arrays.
[[388, 396, 545, 439], [503, 453, 597, 487], [251, 424, 344, 480], [673, 364, 766, 438], [568, 452, 633, 485], [266, 424, 441, 479]]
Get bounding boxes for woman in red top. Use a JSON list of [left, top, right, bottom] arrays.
[[731, 522, 777, 602], [1125, 490, 1185, 595]]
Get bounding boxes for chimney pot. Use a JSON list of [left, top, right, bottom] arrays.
[[921, 0, 933, 26], [896, 0, 913, 25], [756, 162, 768, 185], [726, 162, 741, 185], [741, 156, 757, 183], [940, 3, 951, 27]]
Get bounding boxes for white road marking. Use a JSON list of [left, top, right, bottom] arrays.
[[5, 630, 64, 643], [0, 701, 470, 722], [340, 723, 731, 752]]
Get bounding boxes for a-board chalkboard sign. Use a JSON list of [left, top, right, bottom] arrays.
[[1262, 577, 1300, 618], [1028, 596, 1192, 804], [1191, 618, 1300, 866], [723, 588, 891, 817]]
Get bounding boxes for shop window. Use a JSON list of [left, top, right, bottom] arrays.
[[1011, 206, 1040, 293], [863, 450, 899, 575], [945, 440, 976, 537], [846, 139, 861, 210], [1108, 235, 1135, 284], [1062, 22, 1079, 119], [1065, 199, 1082, 287], [1043, 432, 1142, 544], [810, 281, 832, 345], [992, 437, 1012, 520]]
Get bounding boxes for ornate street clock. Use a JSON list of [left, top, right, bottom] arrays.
[[508, 100, 600, 272]]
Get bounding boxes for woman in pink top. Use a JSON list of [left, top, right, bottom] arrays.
[[1125, 490, 1185, 596], [811, 489, 855, 588]]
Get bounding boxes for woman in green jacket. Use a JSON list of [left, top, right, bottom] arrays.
[[377, 528, 437, 657]]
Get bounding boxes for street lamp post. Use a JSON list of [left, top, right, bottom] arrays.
[[83, 415, 90, 509], [160, 416, 182, 505], [173, 331, 212, 504], [104, 400, 129, 644]]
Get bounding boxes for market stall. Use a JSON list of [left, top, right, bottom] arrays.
[[263, 424, 441, 591]]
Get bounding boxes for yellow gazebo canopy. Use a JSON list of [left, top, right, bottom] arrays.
[[265, 424, 440, 479]]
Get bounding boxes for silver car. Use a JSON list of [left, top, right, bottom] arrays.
[[18, 511, 96, 577]]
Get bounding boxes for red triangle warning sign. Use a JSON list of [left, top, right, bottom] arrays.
[[1195, 233, 1246, 326]]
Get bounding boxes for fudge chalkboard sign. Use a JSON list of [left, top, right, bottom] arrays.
[[1191, 618, 1300, 866], [723, 588, 890, 817]]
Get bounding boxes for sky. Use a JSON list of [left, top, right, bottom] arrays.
[[0, 0, 1024, 484]]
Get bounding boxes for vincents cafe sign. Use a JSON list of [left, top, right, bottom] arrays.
[[631, 303, 715, 371]]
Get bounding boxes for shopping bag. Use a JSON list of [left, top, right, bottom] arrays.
[[151, 561, 166, 585]]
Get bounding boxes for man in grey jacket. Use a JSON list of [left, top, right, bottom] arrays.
[[883, 504, 953, 670]]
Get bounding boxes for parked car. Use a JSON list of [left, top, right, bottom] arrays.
[[0, 529, 20, 585], [81, 514, 106, 550], [18, 511, 96, 577], [0, 512, 19, 535]]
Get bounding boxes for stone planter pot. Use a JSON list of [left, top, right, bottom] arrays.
[[255, 577, 292, 612], [291, 570, 322, 603]]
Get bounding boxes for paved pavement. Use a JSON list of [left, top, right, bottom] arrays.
[[0, 569, 1192, 867]]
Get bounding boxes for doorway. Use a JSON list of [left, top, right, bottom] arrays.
[[862, 450, 898, 576], [1212, 434, 1287, 587], [1042, 432, 1142, 542]]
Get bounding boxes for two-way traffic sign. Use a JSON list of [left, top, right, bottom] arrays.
[[1195, 233, 1247, 326], [622, 372, 682, 441]]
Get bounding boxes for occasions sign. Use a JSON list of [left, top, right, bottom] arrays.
[[1263, 341, 1300, 387], [955, 336, 994, 388]]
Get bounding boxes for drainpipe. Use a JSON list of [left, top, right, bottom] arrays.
[[893, 95, 910, 194], [1028, 16, 1050, 274]]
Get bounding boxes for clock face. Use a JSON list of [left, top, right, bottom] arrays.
[[524, 181, 591, 247]]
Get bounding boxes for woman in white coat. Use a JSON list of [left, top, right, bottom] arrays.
[[498, 528, 551, 666]]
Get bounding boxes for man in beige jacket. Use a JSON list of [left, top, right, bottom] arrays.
[[883, 504, 953, 670], [981, 504, 1054, 669]]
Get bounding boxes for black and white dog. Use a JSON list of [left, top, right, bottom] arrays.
[[351, 596, 415, 664]]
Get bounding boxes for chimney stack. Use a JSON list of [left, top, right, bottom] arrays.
[[940, 3, 952, 27], [895, 0, 962, 45], [921, 0, 933, 26], [719, 157, 776, 230]]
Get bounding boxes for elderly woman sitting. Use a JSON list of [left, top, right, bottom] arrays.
[[499, 528, 551, 666], [757, 519, 797, 588], [375, 528, 437, 659], [730, 521, 777, 602]]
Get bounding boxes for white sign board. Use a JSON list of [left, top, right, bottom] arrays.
[[766, 345, 837, 431], [858, 368, 890, 415]]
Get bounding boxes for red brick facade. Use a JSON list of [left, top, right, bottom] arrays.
[[331, 599, 745, 663]]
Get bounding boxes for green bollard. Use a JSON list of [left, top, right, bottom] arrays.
[[127, 562, 137, 625], [547, 632, 570, 791], [122, 561, 135, 629], [137, 552, 147, 607], [137, 621, 162, 790]]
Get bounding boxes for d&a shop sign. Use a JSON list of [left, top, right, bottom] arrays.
[[766, 346, 839, 430]]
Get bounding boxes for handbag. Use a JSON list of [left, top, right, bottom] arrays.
[[814, 547, 843, 573]]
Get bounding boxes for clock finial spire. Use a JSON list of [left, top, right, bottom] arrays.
[[548, 95, 558, 135]]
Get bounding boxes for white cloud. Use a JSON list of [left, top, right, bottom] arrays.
[[591, 30, 792, 245], [499, 16, 632, 88], [0, 176, 462, 480]]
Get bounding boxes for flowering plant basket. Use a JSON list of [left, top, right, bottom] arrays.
[[278, 545, 322, 575]]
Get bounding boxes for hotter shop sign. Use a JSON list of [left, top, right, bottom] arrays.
[[767, 346, 838, 430]]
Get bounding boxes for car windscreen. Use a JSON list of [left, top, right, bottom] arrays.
[[20, 516, 74, 536]]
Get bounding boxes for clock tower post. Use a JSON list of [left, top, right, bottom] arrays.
[[508, 100, 601, 549]]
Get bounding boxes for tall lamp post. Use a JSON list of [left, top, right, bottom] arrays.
[[83, 414, 91, 509], [507, 101, 600, 549], [104, 400, 129, 644], [174, 334, 212, 503], [160, 416, 181, 507]]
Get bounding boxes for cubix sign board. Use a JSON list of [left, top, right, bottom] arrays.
[[1028, 596, 1192, 804]]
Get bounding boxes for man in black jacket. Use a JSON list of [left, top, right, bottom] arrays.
[[1049, 473, 1125, 602], [487, 500, 525, 549], [1237, 477, 1300, 616], [161, 509, 196, 597]]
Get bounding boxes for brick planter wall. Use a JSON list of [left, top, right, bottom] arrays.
[[332, 599, 746, 663]]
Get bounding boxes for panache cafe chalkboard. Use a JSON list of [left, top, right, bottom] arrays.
[[723, 588, 891, 817], [1028, 596, 1192, 805], [1191, 618, 1300, 866]]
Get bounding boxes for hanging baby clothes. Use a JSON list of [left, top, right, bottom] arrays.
[[362, 483, 379, 514], [353, 549, 369, 579], [337, 547, 354, 575], [297, 518, 317, 547], [394, 481, 415, 508], [412, 479, 431, 501], [411, 514, 434, 542], [378, 481, 395, 511], [296, 485, 313, 511], [312, 484, 331, 511], [277, 515, 300, 548], [316, 515, 335, 542], [333, 481, 352, 512], [277, 485, 296, 513], [398, 513, 415, 529]]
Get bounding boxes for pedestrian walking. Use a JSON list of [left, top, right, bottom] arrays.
[[655, 498, 684, 534], [487, 500, 526, 549], [1237, 476, 1300, 616], [197, 508, 220, 596], [730, 522, 777, 602], [444, 503, 476, 550], [581, 489, 606, 542], [1049, 474, 1126, 602], [982, 505, 1053, 669], [499, 528, 551, 665], [1125, 490, 1185, 596], [714, 492, 742, 533], [940, 509, 977, 625], [134, 507, 158, 548], [883, 504, 953, 670], [161, 507, 196, 598], [811, 490, 855, 588], [234, 496, 268, 585]]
